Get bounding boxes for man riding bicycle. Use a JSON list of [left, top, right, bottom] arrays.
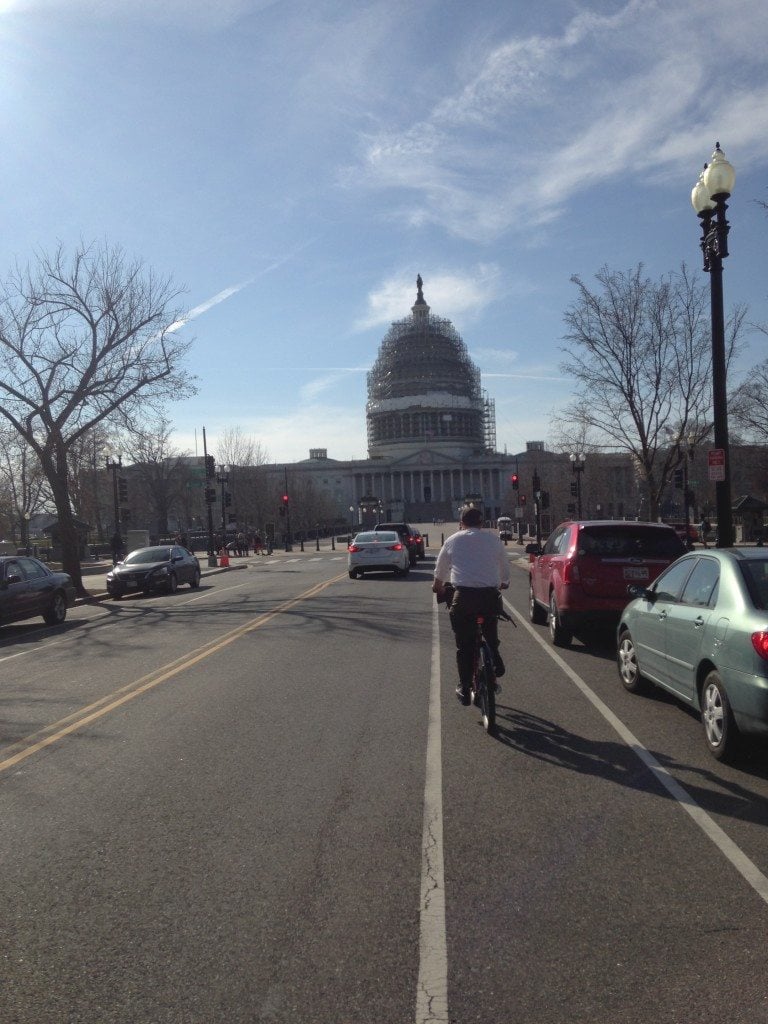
[[432, 506, 510, 705]]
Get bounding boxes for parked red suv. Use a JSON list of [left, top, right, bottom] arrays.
[[528, 521, 685, 646]]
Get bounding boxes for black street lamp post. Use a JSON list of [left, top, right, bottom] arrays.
[[691, 142, 736, 547], [570, 453, 585, 519], [106, 454, 122, 539]]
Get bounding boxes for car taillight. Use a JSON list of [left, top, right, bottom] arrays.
[[751, 631, 768, 660], [348, 544, 360, 553], [563, 561, 580, 584], [388, 543, 403, 551]]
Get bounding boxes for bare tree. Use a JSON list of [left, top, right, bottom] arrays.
[[0, 425, 48, 545], [559, 263, 745, 519], [0, 242, 195, 591], [123, 417, 191, 538], [215, 426, 270, 469], [730, 355, 768, 440]]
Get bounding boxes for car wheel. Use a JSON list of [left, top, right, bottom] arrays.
[[167, 573, 178, 594], [43, 591, 67, 625], [190, 569, 201, 589], [529, 580, 547, 624], [617, 629, 649, 693], [402, 562, 410, 576], [701, 670, 741, 762], [548, 593, 571, 647], [348, 570, 357, 579]]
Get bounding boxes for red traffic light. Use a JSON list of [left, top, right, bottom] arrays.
[[511, 474, 519, 490], [282, 494, 289, 504]]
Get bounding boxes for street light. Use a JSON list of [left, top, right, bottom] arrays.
[[691, 142, 736, 547], [570, 453, 585, 519], [105, 452, 122, 540]]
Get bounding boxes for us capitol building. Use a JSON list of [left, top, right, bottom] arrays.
[[268, 276, 522, 524]]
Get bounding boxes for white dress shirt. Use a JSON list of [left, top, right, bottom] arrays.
[[434, 527, 510, 588]]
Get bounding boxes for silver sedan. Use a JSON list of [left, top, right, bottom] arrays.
[[617, 548, 768, 761], [347, 531, 410, 579]]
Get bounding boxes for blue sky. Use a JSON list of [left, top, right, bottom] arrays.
[[2, 0, 768, 464]]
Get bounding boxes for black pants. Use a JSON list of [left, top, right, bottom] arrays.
[[448, 587, 500, 688]]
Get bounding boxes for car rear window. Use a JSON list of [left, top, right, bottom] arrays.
[[740, 559, 768, 610], [577, 526, 684, 559], [354, 532, 397, 543]]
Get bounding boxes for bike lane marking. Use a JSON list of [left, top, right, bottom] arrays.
[[505, 599, 768, 906], [0, 573, 347, 776], [415, 599, 449, 1024]]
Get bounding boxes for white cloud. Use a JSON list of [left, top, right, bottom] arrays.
[[346, 0, 768, 241], [354, 265, 502, 331]]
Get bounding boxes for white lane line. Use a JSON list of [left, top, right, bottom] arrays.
[[416, 601, 449, 1023], [505, 599, 768, 906]]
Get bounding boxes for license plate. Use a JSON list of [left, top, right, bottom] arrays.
[[126, 580, 138, 589], [623, 566, 649, 580]]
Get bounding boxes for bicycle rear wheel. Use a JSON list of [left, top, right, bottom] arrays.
[[478, 644, 496, 734]]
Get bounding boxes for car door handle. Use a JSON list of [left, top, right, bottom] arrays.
[[694, 615, 705, 629], [657, 610, 667, 621]]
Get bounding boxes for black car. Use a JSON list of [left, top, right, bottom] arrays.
[[106, 545, 201, 599], [0, 555, 76, 626], [412, 529, 426, 559], [373, 522, 419, 566]]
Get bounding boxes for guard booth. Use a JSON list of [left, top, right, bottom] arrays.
[[732, 494, 768, 543], [42, 517, 90, 561]]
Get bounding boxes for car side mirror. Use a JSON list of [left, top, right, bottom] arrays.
[[627, 584, 655, 600], [525, 543, 541, 556], [6, 573, 22, 585]]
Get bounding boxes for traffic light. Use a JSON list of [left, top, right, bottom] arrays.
[[541, 490, 550, 509], [282, 494, 289, 506], [567, 503, 576, 515], [118, 476, 128, 503], [511, 474, 519, 491], [520, 494, 527, 505], [570, 482, 578, 497], [205, 487, 217, 504], [673, 469, 684, 489], [205, 454, 215, 478], [225, 491, 232, 508]]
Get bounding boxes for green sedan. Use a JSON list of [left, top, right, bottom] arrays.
[[617, 548, 768, 762]]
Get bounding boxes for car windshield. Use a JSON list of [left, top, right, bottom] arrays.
[[354, 532, 396, 543], [740, 559, 768, 610], [578, 526, 684, 559], [124, 547, 172, 564]]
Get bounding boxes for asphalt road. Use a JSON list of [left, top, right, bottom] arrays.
[[1, 544, 768, 1023]]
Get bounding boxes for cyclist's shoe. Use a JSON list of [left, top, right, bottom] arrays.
[[493, 654, 506, 678], [455, 685, 471, 706], [494, 682, 502, 696]]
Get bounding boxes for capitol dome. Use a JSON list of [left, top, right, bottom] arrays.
[[366, 276, 496, 458]]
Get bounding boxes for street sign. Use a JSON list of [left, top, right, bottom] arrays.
[[708, 448, 726, 482]]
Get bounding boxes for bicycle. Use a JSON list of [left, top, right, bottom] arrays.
[[469, 606, 514, 736]]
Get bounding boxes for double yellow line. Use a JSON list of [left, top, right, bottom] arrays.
[[0, 573, 345, 776]]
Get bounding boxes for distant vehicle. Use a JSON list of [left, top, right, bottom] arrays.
[[527, 520, 685, 646], [412, 529, 426, 559], [497, 516, 514, 541], [106, 545, 201, 599], [618, 548, 768, 761], [667, 522, 700, 544], [348, 531, 410, 578], [373, 522, 419, 566], [0, 555, 76, 627]]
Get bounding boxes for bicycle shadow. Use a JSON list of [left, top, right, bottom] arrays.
[[489, 703, 768, 827]]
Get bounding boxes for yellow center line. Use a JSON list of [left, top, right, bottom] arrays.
[[0, 573, 347, 775]]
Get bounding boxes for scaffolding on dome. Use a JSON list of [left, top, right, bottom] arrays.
[[367, 314, 482, 402], [483, 392, 496, 454]]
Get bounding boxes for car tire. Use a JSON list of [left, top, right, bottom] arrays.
[[190, 569, 201, 589], [348, 570, 357, 579], [701, 670, 741, 762], [402, 562, 410, 576], [548, 593, 571, 647], [529, 580, 547, 624], [617, 629, 650, 694], [43, 591, 68, 625], [167, 573, 178, 594]]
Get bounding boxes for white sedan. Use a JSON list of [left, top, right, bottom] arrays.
[[348, 531, 410, 579]]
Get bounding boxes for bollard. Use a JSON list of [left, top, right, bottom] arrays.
[[331, 536, 336, 551]]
